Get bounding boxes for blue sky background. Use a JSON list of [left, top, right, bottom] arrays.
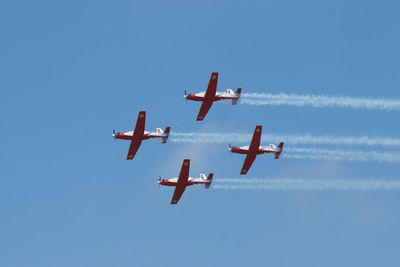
[[1, 0, 400, 266]]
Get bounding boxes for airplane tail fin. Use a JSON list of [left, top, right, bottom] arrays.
[[162, 126, 171, 143], [205, 173, 213, 189], [274, 142, 284, 159], [232, 88, 242, 105]]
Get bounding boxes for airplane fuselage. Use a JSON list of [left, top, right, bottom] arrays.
[[229, 145, 280, 155], [113, 131, 166, 140], [184, 92, 239, 102], [158, 177, 210, 187]]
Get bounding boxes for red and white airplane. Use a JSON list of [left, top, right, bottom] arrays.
[[157, 159, 213, 204], [112, 111, 170, 160], [229, 125, 284, 175], [184, 72, 242, 121]]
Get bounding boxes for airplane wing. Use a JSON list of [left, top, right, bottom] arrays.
[[248, 125, 262, 152], [127, 141, 142, 160], [240, 154, 257, 175], [126, 111, 146, 160], [204, 72, 218, 99], [196, 72, 218, 121], [196, 101, 213, 121], [240, 125, 262, 174], [171, 159, 190, 204]]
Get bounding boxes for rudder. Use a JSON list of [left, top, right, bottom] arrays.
[[232, 88, 242, 105], [162, 126, 171, 143], [274, 142, 284, 159], [205, 173, 213, 189]]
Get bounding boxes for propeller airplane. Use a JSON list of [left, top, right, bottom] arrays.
[[158, 159, 213, 204], [112, 111, 170, 160], [229, 125, 284, 174], [184, 72, 241, 121]]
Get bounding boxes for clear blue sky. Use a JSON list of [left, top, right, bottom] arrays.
[[1, 1, 400, 266]]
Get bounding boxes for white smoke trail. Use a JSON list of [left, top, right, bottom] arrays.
[[283, 147, 400, 164], [170, 132, 400, 147], [241, 93, 400, 111], [213, 178, 400, 191]]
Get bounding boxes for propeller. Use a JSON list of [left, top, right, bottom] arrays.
[[158, 176, 162, 186], [184, 90, 188, 102], [113, 129, 116, 141]]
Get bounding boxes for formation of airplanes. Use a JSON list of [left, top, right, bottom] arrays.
[[113, 73, 284, 204]]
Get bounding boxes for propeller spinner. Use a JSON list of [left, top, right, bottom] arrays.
[[112, 129, 117, 141]]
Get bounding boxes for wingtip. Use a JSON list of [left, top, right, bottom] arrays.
[[138, 111, 146, 119], [171, 198, 179, 205], [210, 72, 218, 80], [254, 125, 262, 134]]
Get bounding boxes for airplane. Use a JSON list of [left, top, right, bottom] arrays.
[[183, 72, 242, 121], [157, 159, 213, 204], [112, 111, 170, 160], [228, 125, 284, 175]]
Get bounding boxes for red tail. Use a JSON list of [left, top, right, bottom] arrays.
[[205, 173, 213, 189], [274, 142, 284, 159], [162, 126, 170, 143], [232, 88, 242, 105]]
